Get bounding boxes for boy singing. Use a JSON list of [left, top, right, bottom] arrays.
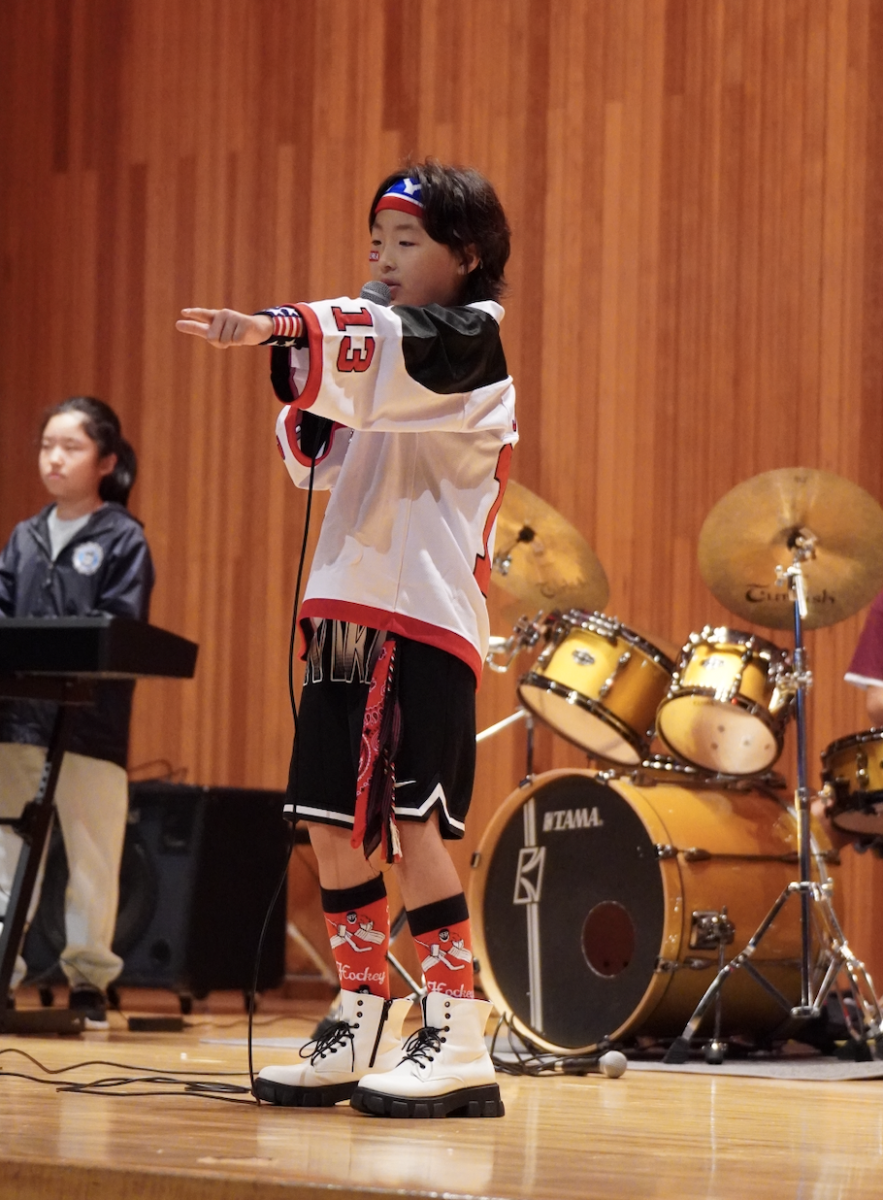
[[177, 161, 516, 1118]]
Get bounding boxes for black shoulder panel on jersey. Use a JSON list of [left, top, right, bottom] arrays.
[[270, 345, 295, 404], [395, 305, 509, 395]]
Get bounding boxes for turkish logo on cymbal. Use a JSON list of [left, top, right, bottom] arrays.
[[745, 584, 835, 606]]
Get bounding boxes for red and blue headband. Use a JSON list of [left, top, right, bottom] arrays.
[[374, 177, 424, 219]]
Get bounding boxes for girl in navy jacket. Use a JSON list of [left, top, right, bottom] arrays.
[[0, 397, 154, 1026]]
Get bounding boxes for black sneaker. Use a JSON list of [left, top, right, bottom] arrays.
[[68, 985, 109, 1030]]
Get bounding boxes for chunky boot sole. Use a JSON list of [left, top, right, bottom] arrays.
[[350, 1083, 504, 1119], [252, 1077, 357, 1107]]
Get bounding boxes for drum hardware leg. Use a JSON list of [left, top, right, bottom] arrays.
[[390, 906, 409, 940], [704, 935, 728, 1065], [385, 948, 424, 997], [475, 707, 529, 744], [475, 707, 535, 784], [738, 959, 796, 1012], [387, 905, 426, 997], [513, 710, 535, 787], [802, 886, 883, 1043], [664, 957, 745, 1064]]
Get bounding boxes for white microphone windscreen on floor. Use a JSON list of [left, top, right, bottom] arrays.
[[599, 1050, 628, 1078]]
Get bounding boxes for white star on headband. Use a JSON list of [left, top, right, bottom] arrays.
[[402, 178, 421, 196]]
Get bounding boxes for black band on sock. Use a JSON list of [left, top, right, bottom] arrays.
[[320, 874, 387, 914], [406, 892, 469, 938]]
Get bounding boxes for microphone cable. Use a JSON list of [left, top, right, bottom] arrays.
[[249, 454, 317, 1099], [247, 280, 389, 1097], [287, 456, 317, 735]]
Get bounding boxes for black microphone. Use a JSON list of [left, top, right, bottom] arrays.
[[360, 280, 392, 307]]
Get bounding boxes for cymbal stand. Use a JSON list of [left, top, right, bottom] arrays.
[[665, 544, 883, 1063]]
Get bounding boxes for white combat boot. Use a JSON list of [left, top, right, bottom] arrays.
[[351, 992, 504, 1118], [254, 991, 412, 1107]]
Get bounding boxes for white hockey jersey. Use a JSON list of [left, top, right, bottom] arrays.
[[268, 296, 518, 681]]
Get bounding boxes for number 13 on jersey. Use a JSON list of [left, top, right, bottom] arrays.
[[332, 306, 375, 373]]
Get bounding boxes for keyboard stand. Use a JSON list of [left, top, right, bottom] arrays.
[[0, 678, 94, 1034]]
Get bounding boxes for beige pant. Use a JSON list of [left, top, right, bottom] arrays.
[[0, 743, 128, 991]]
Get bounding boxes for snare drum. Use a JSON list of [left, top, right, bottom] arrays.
[[822, 730, 883, 837], [656, 627, 792, 775], [517, 611, 675, 765], [470, 770, 834, 1054]]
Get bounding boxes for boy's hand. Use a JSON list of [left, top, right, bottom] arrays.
[[176, 308, 273, 347]]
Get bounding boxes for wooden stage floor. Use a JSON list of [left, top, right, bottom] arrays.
[[1, 990, 882, 1200]]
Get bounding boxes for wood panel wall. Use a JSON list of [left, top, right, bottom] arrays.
[[3, 0, 883, 989]]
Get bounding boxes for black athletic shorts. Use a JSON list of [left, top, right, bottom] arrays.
[[287, 620, 477, 839]]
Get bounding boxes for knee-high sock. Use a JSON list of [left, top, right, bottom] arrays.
[[407, 893, 474, 999], [321, 875, 390, 999]]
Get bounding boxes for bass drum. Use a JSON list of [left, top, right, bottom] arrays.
[[470, 770, 834, 1054]]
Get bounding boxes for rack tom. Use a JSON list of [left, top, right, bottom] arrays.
[[517, 611, 675, 765], [656, 627, 792, 776]]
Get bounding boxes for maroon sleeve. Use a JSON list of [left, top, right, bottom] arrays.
[[847, 591, 883, 685]]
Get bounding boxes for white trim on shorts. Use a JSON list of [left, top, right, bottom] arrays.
[[393, 781, 466, 835], [295, 805, 355, 826]]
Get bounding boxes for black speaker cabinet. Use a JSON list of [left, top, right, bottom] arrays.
[[24, 782, 288, 998]]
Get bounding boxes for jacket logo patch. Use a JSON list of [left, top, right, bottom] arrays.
[[72, 542, 104, 575]]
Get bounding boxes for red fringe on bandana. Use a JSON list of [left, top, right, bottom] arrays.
[[352, 636, 402, 864]]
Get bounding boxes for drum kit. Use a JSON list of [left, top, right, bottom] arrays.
[[471, 467, 883, 1061]]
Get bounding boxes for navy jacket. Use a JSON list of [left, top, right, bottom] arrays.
[[0, 503, 155, 766]]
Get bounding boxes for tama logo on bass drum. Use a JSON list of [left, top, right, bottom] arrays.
[[542, 806, 604, 832]]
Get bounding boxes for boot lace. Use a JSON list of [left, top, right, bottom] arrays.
[[300, 1020, 357, 1070], [400, 1023, 449, 1069]]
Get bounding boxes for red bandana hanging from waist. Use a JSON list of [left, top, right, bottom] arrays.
[[352, 634, 402, 863]]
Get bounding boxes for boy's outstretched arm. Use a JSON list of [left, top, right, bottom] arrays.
[[176, 307, 272, 348]]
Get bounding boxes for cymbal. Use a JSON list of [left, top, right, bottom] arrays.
[[698, 467, 883, 630], [491, 480, 609, 613]]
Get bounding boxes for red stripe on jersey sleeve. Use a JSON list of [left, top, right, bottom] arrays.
[[288, 304, 324, 410]]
